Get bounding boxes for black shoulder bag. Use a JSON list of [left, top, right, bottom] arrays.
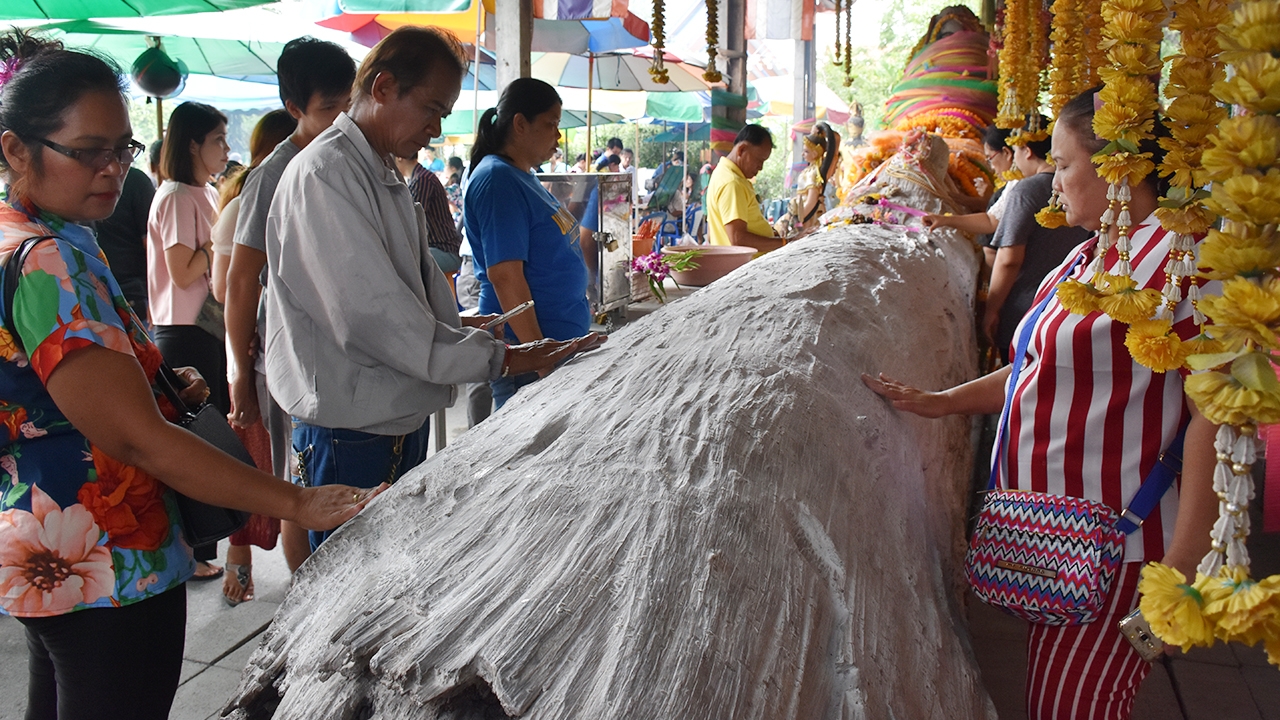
[[3, 235, 249, 547]]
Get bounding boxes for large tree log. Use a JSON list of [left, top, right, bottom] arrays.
[[224, 219, 993, 720]]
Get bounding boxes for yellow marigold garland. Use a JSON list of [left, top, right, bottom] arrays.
[[1057, 0, 1166, 322], [996, 0, 1033, 129], [1083, 0, 1106, 84], [649, 0, 669, 84], [1136, 0, 1280, 667], [1048, 0, 1088, 117], [703, 0, 722, 83]]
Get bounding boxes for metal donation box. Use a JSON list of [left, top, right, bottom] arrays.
[[536, 171, 633, 323]]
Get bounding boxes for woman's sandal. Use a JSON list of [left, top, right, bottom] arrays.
[[222, 563, 254, 607]]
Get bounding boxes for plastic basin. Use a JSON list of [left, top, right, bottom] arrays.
[[661, 245, 757, 287]]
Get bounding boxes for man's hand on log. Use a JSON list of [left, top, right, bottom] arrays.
[[508, 333, 608, 378], [860, 373, 953, 418]]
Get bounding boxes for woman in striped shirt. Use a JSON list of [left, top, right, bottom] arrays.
[[863, 89, 1220, 720]]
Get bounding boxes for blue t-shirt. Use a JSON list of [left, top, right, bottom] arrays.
[[463, 155, 590, 342]]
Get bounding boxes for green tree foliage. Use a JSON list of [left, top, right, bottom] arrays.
[[821, 0, 983, 131], [128, 98, 265, 167]]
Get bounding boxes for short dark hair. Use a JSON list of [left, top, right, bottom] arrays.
[[277, 37, 356, 112], [355, 26, 467, 98], [1020, 114, 1053, 161], [622, 147, 633, 155], [734, 124, 773, 148], [982, 125, 1013, 152], [161, 102, 227, 185], [447, 155, 464, 171], [0, 29, 126, 181], [606, 137, 623, 150]]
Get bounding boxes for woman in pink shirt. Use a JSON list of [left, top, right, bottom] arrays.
[[146, 101, 229, 580]]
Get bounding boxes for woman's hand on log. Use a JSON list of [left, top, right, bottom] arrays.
[[922, 214, 951, 230], [507, 333, 607, 378], [292, 483, 389, 531], [860, 373, 953, 418]]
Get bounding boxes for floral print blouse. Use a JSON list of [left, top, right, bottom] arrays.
[[0, 198, 194, 618]]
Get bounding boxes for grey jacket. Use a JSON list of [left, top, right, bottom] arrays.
[[264, 112, 504, 435]]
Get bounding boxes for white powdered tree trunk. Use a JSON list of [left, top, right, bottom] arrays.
[[225, 215, 994, 720]]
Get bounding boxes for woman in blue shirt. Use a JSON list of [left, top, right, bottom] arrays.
[[464, 78, 591, 408]]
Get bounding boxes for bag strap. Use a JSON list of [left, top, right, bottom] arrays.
[[1, 235, 59, 354], [987, 246, 1187, 535], [988, 250, 1088, 492], [153, 364, 195, 418], [1116, 423, 1188, 534]]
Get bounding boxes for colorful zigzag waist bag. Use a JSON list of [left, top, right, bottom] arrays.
[[966, 255, 1186, 626]]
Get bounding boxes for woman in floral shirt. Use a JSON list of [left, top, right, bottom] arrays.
[[0, 31, 379, 719]]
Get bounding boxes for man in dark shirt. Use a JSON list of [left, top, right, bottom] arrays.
[[395, 154, 463, 275], [94, 165, 154, 317], [987, 132, 1089, 361]]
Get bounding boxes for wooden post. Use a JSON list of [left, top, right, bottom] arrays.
[[494, 0, 532, 89]]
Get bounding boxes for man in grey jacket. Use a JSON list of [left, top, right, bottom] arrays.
[[265, 27, 599, 549]]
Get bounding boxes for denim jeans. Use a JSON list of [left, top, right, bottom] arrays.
[[292, 419, 430, 550], [490, 372, 539, 410]]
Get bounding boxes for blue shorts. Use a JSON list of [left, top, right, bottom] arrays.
[[291, 419, 430, 550]]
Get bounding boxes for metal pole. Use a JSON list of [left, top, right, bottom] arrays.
[[586, 53, 594, 162], [472, 0, 483, 135], [683, 121, 689, 232], [155, 96, 164, 148]]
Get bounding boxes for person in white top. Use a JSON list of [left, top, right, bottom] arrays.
[[145, 101, 230, 580]]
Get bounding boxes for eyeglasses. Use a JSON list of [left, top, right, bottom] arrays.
[[37, 138, 146, 171]]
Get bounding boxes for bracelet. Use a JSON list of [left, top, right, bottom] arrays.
[[501, 345, 512, 377]]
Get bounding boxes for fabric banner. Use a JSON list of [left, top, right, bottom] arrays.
[[744, 0, 814, 41], [534, 0, 619, 20]]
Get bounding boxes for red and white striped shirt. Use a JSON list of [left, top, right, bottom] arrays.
[[995, 214, 1214, 562]]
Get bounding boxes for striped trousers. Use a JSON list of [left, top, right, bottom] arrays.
[[1025, 562, 1152, 720]]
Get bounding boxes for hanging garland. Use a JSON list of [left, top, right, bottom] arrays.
[[1121, 0, 1280, 661], [995, 0, 1032, 129], [704, 0, 722, 83], [1082, 0, 1105, 85], [649, 0, 669, 84], [1121, 0, 1231, 371], [1054, 0, 1167, 319], [1046, 0, 1086, 117], [833, 0, 844, 71], [843, 0, 853, 87]]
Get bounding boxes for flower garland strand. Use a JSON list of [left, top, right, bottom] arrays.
[[995, 0, 1032, 129], [1121, 0, 1231, 370], [1135, 0, 1280, 667], [833, 0, 844, 70], [1047, 0, 1087, 117], [704, 0, 722, 83], [1054, 0, 1166, 317], [843, 0, 853, 87], [649, 0, 669, 84]]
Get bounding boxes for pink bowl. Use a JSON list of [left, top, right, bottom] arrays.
[[660, 245, 757, 287]]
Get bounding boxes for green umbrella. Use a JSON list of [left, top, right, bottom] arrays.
[[0, 0, 272, 20], [33, 20, 283, 82]]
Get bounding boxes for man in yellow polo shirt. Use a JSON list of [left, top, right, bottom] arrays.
[[706, 125, 785, 253]]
